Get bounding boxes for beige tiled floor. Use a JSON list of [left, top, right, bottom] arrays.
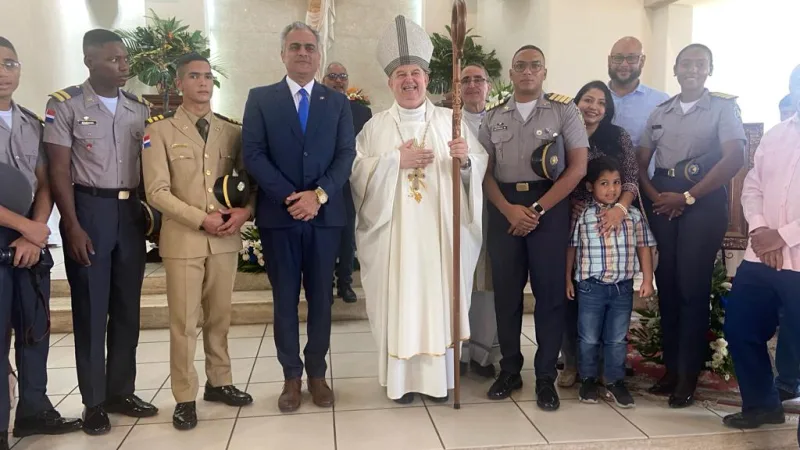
[[8, 318, 799, 449]]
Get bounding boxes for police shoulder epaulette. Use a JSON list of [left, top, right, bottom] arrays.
[[546, 93, 574, 104], [18, 105, 44, 124], [48, 85, 82, 103], [145, 111, 175, 125], [121, 90, 153, 108], [710, 92, 738, 101], [658, 95, 678, 107], [214, 112, 242, 126], [486, 95, 511, 112]]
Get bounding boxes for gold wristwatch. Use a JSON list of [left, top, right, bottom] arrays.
[[314, 187, 329, 205], [683, 191, 696, 205]]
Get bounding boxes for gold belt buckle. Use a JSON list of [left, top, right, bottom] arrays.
[[118, 190, 130, 200], [667, 168, 676, 177], [515, 182, 529, 192]]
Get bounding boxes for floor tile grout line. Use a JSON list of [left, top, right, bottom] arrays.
[[509, 392, 550, 445], [422, 399, 447, 449], [603, 397, 651, 438], [115, 421, 138, 450]]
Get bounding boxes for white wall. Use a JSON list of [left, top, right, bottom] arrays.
[[0, 0, 146, 114]]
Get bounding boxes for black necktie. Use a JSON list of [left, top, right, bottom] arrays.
[[196, 118, 209, 142]]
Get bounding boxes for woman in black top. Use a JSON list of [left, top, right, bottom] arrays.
[[559, 80, 640, 387]]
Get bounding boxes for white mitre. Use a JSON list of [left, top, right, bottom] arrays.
[[376, 15, 434, 76]]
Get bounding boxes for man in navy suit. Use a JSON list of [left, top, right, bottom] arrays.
[[242, 22, 356, 413], [322, 61, 372, 303]]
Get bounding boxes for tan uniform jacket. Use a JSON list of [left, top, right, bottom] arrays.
[[142, 106, 255, 259]]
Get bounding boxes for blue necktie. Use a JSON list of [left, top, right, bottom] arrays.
[[298, 88, 309, 133]]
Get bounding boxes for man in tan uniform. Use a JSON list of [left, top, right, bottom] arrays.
[[142, 53, 254, 431]]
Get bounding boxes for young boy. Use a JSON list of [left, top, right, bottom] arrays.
[[566, 156, 656, 408]]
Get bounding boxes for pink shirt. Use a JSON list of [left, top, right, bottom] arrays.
[[742, 114, 800, 272]]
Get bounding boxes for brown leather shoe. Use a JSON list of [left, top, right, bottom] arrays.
[[308, 378, 334, 408], [278, 378, 302, 413]]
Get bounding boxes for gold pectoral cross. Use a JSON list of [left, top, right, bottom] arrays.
[[407, 139, 427, 203]]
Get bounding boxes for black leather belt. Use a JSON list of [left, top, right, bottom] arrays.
[[653, 168, 677, 177], [74, 184, 136, 200], [500, 181, 553, 192]]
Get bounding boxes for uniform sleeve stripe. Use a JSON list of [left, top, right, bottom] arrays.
[[51, 92, 65, 102]]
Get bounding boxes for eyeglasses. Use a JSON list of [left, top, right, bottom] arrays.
[[512, 61, 544, 73], [610, 54, 642, 65], [0, 60, 21, 72], [326, 73, 349, 81], [460, 76, 487, 86]]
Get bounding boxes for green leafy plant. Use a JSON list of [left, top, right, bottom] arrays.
[[428, 26, 502, 95], [630, 257, 735, 381], [115, 9, 227, 93], [488, 79, 513, 104]]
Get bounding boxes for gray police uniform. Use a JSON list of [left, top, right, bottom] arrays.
[[42, 80, 150, 408], [0, 103, 56, 428], [479, 92, 589, 381], [640, 89, 745, 380]]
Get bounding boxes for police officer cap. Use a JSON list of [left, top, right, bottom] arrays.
[[530, 135, 566, 181], [141, 201, 162, 239], [214, 172, 251, 209], [0, 162, 34, 216]]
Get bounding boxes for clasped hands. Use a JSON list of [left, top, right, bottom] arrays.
[[504, 204, 539, 237], [202, 208, 251, 236], [750, 227, 787, 270], [652, 192, 686, 220], [285, 191, 320, 222], [9, 219, 50, 268], [398, 137, 469, 170]]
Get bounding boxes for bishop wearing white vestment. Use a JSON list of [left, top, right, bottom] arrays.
[[350, 15, 488, 403]]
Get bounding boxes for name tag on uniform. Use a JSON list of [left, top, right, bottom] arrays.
[[78, 119, 97, 126], [170, 143, 189, 149], [491, 123, 507, 131], [651, 124, 662, 130]]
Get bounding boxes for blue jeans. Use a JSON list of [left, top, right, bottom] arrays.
[[577, 278, 634, 383], [775, 308, 800, 396], [725, 261, 800, 413]]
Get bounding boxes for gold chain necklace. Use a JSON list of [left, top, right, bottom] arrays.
[[394, 106, 432, 204]]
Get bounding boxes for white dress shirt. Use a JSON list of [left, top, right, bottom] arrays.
[[286, 77, 315, 112]]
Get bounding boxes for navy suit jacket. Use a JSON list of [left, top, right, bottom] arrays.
[[242, 78, 356, 229]]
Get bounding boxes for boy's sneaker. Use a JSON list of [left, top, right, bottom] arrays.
[[579, 377, 599, 404], [606, 380, 635, 408]]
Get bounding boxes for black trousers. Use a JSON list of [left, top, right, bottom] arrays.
[[335, 181, 356, 288], [261, 223, 340, 379], [488, 182, 569, 382], [62, 191, 146, 407], [644, 175, 728, 378]]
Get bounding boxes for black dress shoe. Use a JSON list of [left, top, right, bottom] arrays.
[[0, 432, 8, 450], [487, 371, 523, 400], [470, 360, 496, 378], [173, 402, 198, 431], [723, 409, 785, 429], [648, 372, 677, 395], [81, 406, 111, 436], [13, 409, 83, 437], [668, 392, 695, 408], [535, 380, 560, 411], [204, 384, 254, 407], [668, 375, 697, 408], [424, 393, 449, 403], [338, 285, 358, 303], [394, 393, 415, 404], [104, 394, 159, 418]]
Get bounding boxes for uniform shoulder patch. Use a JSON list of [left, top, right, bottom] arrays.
[[214, 112, 242, 126], [546, 93, 574, 104], [121, 90, 153, 108], [710, 92, 738, 100], [145, 111, 175, 125], [486, 95, 511, 112], [17, 105, 44, 124], [48, 85, 82, 103], [658, 95, 678, 107]]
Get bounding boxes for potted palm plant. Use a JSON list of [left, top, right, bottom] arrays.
[[428, 26, 502, 106], [115, 10, 228, 113]]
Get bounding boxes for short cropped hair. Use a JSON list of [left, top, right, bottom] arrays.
[[0, 37, 16, 55], [512, 45, 546, 63], [176, 52, 211, 76], [83, 29, 123, 54], [585, 155, 622, 185]]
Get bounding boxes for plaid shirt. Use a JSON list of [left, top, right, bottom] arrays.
[[570, 202, 656, 284]]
